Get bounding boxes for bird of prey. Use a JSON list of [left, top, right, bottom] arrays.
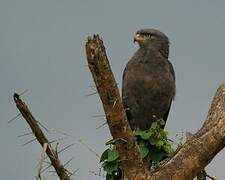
[[122, 29, 175, 130]]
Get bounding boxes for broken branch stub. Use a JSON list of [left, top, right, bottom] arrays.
[[85, 35, 149, 179]]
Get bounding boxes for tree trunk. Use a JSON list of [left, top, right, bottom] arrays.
[[85, 34, 225, 180]]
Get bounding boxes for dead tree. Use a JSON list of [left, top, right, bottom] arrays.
[[85, 35, 225, 180]]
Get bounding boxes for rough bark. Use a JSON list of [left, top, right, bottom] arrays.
[[13, 93, 71, 180], [85, 35, 149, 179], [85, 34, 225, 180]]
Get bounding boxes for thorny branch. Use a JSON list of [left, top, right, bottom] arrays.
[[11, 34, 225, 180], [85, 34, 225, 180], [13, 93, 71, 180], [85, 35, 149, 179]]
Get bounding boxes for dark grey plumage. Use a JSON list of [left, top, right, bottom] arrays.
[[122, 29, 175, 130]]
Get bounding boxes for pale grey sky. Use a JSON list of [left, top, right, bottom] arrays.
[[1, 0, 225, 179]]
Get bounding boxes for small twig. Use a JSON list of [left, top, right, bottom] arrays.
[[105, 138, 128, 145], [206, 174, 216, 180], [88, 85, 96, 88], [88, 85, 97, 92], [41, 164, 52, 174], [78, 139, 100, 158], [18, 131, 32, 138], [8, 113, 21, 124], [22, 138, 37, 146], [43, 160, 51, 165], [18, 89, 29, 96], [96, 122, 107, 129], [13, 93, 71, 180], [86, 91, 98, 96], [36, 143, 48, 180], [63, 157, 74, 167], [49, 137, 66, 144], [89, 170, 104, 177], [112, 98, 119, 108], [68, 168, 79, 177], [91, 115, 106, 118], [55, 143, 59, 157], [57, 143, 76, 154], [49, 129, 77, 139], [167, 138, 174, 143]]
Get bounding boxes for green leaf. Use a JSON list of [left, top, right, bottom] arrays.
[[132, 118, 175, 163], [139, 141, 149, 158], [107, 148, 119, 162], [159, 129, 168, 138], [148, 148, 166, 162], [134, 129, 153, 140], [134, 129, 143, 136], [100, 149, 109, 162], [104, 161, 119, 175], [151, 122, 158, 130], [156, 140, 164, 148], [149, 137, 158, 145], [163, 143, 174, 154], [106, 174, 114, 180], [158, 119, 165, 126]]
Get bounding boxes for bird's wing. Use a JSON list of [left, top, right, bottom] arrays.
[[162, 60, 175, 127], [168, 60, 175, 81], [162, 100, 172, 128], [122, 64, 132, 119]]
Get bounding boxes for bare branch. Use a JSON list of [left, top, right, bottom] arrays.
[[149, 83, 225, 180], [13, 34, 225, 180], [13, 93, 71, 180]]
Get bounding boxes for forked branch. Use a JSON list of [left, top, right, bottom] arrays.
[[85, 34, 225, 180]]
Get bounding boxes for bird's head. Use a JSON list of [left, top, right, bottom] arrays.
[[134, 28, 169, 58]]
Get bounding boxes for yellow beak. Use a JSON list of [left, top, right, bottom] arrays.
[[134, 34, 144, 43]]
